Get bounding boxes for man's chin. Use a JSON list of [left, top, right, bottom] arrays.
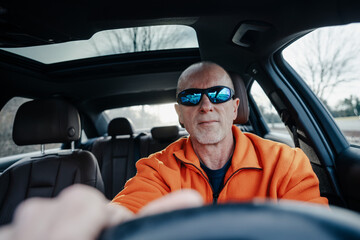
[[194, 133, 224, 145]]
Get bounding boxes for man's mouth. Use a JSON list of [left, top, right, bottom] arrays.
[[198, 120, 218, 125]]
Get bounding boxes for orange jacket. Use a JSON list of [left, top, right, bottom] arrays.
[[112, 126, 328, 213]]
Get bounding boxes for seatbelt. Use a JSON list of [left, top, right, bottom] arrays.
[[291, 125, 300, 148], [281, 110, 300, 148]]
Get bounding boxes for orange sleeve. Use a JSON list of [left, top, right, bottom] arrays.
[[277, 148, 328, 205], [111, 157, 170, 213]]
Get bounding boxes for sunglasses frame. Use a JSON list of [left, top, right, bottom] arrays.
[[177, 85, 235, 106]]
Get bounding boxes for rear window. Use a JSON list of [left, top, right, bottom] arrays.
[[104, 103, 180, 132]]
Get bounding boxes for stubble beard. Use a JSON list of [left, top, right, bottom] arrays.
[[192, 127, 225, 145]]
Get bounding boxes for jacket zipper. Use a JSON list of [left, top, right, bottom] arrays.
[[213, 167, 262, 204], [174, 154, 262, 204], [174, 155, 217, 203]]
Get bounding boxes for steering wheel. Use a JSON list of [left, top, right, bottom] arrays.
[[99, 201, 360, 240]]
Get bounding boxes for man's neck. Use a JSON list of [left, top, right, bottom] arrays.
[[191, 134, 235, 170]]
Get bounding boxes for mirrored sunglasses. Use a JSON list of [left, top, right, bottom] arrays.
[[177, 86, 235, 106]]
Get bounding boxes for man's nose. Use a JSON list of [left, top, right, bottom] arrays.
[[199, 94, 213, 112]]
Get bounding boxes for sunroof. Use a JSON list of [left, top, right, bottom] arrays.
[[0, 25, 198, 64]]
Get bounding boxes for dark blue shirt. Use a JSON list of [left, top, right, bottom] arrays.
[[200, 158, 232, 195]]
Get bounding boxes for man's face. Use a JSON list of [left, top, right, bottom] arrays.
[[175, 64, 239, 145]]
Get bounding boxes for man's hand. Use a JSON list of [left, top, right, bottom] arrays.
[[0, 185, 203, 240], [0, 185, 133, 240]]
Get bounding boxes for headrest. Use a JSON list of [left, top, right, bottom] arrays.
[[151, 125, 179, 142], [229, 72, 249, 124], [13, 99, 81, 146], [108, 117, 134, 137]]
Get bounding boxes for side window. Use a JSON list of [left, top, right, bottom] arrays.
[[0, 97, 61, 158], [250, 81, 290, 137], [283, 23, 360, 146]]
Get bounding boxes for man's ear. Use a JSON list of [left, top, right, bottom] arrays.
[[233, 98, 240, 121], [174, 104, 185, 127]]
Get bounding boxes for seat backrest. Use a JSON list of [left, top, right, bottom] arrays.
[[91, 117, 137, 199], [0, 98, 104, 225], [229, 72, 249, 125], [139, 125, 184, 158]]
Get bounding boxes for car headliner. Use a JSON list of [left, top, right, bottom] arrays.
[[1, 0, 360, 116]]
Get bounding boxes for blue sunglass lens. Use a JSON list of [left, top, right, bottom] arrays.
[[180, 93, 202, 105], [215, 88, 231, 102]]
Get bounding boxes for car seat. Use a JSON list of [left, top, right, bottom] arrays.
[[0, 98, 104, 225]]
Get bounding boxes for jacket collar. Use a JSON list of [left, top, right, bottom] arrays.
[[173, 137, 202, 169], [230, 125, 262, 170], [173, 125, 262, 171]]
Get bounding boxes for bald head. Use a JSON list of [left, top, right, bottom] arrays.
[[174, 61, 240, 150], [177, 62, 234, 95]]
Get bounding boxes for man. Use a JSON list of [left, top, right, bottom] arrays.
[[0, 61, 327, 239], [111, 61, 327, 212]]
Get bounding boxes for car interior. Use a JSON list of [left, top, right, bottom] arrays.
[[0, 0, 360, 235]]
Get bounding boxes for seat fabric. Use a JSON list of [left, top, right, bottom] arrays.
[[139, 125, 184, 158], [229, 72, 249, 125], [91, 117, 137, 199]]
